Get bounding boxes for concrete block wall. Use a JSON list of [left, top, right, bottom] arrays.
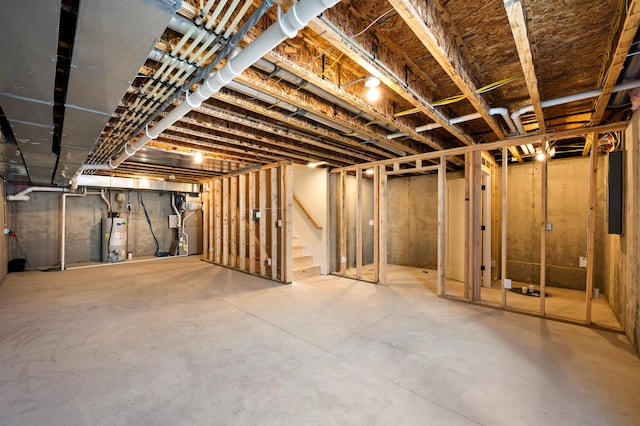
[[7, 188, 176, 268]]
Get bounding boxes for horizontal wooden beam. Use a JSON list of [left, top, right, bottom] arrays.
[[592, 0, 640, 125], [389, 0, 506, 139], [331, 121, 627, 172], [309, 4, 475, 146]]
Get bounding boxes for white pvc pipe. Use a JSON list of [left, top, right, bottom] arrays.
[[83, 0, 340, 171], [7, 186, 66, 201], [389, 107, 516, 139], [511, 79, 640, 135]]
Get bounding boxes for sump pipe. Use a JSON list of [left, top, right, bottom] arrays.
[[511, 79, 640, 135], [83, 0, 340, 172]]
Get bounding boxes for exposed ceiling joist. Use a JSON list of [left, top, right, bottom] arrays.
[[308, 4, 475, 147], [591, 0, 640, 125], [234, 68, 420, 155], [504, 0, 546, 134], [388, 0, 506, 140]]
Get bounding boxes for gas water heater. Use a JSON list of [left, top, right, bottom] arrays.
[[102, 217, 128, 262]]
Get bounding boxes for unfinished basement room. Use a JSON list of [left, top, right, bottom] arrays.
[[2, 0, 640, 424]]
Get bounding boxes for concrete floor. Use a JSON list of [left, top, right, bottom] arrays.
[[1, 257, 639, 425]]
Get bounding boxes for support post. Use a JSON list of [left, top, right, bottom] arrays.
[[214, 179, 222, 264], [339, 171, 347, 275], [230, 176, 238, 268]]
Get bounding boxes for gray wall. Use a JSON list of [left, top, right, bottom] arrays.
[[506, 156, 607, 291], [603, 113, 640, 357], [0, 183, 7, 280], [387, 174, 438, 268], [7, 188, 177, 268]]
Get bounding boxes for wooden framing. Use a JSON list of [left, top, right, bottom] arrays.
[[539, 144, 548, 315], [504, 0, 546, 133], [202, 162, 293, 283], [259, 169, 267, 277], [585, 132, 598, 323], [271, 168, 279, 280], [248, 171, 256, 274], [293, 193, 323, 230], [222, 178, 229, 266], [214, 179, 222, 264], [339, 171, 347, 275], [389, 0, 506, 140], [501, 147, 508, 308], [378, 164, 388, 284], [230, 176, 238, 268], [437, 156, 446, 296], [592, 0, 640, 125], [356, 168, 363, 279], [238, 174, 247, 271], [470, 151, 482, 301]]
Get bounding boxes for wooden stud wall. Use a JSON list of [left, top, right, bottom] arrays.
[[202, 162, 293, 283]]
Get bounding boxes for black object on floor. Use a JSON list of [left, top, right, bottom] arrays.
[[8, 258, 26, 272], [509, 287, 551, 297]]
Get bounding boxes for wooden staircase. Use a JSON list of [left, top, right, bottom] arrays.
[[293, 237, 321, 280]]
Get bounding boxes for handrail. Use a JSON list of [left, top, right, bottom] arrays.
[[293, 192, 322, 229]]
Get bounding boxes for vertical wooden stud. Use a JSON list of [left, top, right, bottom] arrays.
[[202, 182, 210, 262], [214, 179, 222, 264], [356, 168, 363, 279], [540, 144, 548, 315], [471, 151, 482, 301], [209, 179, 216, 262], [271, 168, 279, 280], [230, 176, 238, 268], [437, 156, 447, 296], [339, 171, 347, 275], [248, 171, 256, 274], [373, 166, 380, 283], [585, 132, 598, 323], [222, 177, 229, 266], [283, 162, 293, 283], [501, 147, 508, 308], [239, 174, 247, 271], [464, 153, 471, 299], [259, 169, 268, 277], [378, 164, 387, 285]]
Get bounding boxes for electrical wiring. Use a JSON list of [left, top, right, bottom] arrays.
[[138, 193, 160, 257], [431, 76, 522, 106], [351, 9, 394, 38]]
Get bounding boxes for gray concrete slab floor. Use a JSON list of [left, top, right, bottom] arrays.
[[1, 256, 639, 425]]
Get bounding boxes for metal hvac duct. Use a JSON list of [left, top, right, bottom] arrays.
[[0, 0, 60, 184], [54, 0, 181, 185]]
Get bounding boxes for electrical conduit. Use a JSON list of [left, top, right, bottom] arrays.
[[83, 0, 340, 172]]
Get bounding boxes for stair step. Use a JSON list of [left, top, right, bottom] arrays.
[[293, 264, 321, 281], [293, 245, 306, 256], [294, 254, 313, 268]]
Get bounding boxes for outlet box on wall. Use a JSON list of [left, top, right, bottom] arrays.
[[579, 256, 587, 268]]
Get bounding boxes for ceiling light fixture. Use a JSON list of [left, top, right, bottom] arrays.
[[366, 87, 380, 102], [535, 149, 545, 161], [194, 152, 203, 164], [365, 168, 374, 175], [307, 161, 327, 168], [364, 75, 380, 88]]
